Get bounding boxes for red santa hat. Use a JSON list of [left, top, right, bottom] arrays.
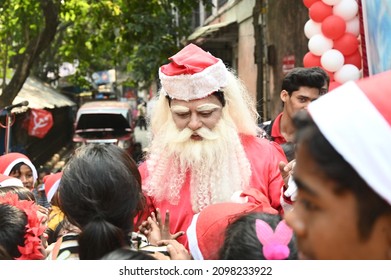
[[159, 43, 229, 101], [186, 188, 278, 260], [0, 152, 38, 184], [43, 171, 62, 203], [0, 174, 24, 188], [308, 70, 391, 205]]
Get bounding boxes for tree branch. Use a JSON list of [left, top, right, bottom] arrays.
[[0, 0, 60, 107]]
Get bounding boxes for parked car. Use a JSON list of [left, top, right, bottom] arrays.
[[72, 100, 136, 156]]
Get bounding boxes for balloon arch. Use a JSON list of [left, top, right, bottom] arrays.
[[302, 0, 363, 90]]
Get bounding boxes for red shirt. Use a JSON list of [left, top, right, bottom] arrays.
[[271, 112, 287, 145]]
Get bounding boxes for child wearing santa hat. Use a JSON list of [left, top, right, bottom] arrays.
[[219, 212, 297, 260], [0, 152, 38, 191], [186, 189, 280, 260], [284, 70, 391, 259], [42, 172, 68, 246]]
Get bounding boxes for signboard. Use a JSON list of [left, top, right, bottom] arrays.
[[282, 55, 295, 74]]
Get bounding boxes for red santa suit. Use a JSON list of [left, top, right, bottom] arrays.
[[138, 43, 287, 249], [139, 134, 286, 249]]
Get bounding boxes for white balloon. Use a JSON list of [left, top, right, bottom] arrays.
[[334, 64, 361, 83], [308, 34, 333, 56], [321, 49, 345, 72], [346, 16, 360, 36], [322, 0, 342, 5], [304, 19, 322, 39], [333, 0, 359, 21]]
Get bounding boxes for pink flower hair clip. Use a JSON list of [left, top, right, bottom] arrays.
[[255, 219, 293, 260], [0, 193, 46, 260]]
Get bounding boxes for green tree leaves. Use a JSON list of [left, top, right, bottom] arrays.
[[0, 0, 201, 107]]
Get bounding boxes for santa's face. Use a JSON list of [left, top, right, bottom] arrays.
[[170, 94, 223, 141], [144, 93, 251, 211]]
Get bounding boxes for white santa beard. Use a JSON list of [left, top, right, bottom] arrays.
[[144, 114, 252, 212]]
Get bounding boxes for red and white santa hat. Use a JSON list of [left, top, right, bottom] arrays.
[[159, 43, 229, 101], [308, 70, 391, 205], [43, 171, 62, 203], [0, 152, 38, 184], [186, 189, 278, 260], [0, 174, 24, 188]]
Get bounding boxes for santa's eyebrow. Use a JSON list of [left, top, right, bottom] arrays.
[[171, 105, 190, 113], [196, 103, 221, 111], [171, 103, 221, 113]]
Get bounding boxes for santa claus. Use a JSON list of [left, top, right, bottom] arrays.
[[138, 44, 286, 248]]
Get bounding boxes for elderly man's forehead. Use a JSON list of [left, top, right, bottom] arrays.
[[171, 95, 222, 110]]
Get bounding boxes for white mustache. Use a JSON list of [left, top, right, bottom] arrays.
[[172, 127, 219, 143]]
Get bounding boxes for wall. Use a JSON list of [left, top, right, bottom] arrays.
[[265, 0, 309, 119], [238, 18, 257, 99]]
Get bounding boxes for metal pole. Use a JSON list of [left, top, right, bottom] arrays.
[[4, 112, 12, 154]]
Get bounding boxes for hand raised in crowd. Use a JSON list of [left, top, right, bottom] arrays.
[[279, 160, 295, 185], [138, 208, 184, 245], [279, 159, 298, 201], [153, 239, 192, 260]]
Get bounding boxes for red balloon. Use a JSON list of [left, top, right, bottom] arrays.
[[329, 81, 342, 91], [303, 52, 321, 67], [309, 1, 333, 23], [344, 50, 362, 69], [333, 33, 359, 56], [321, 15, 346, 40], [303, 0, 320, 8]]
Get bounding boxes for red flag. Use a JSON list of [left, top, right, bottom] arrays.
[[28, 109, 53, 138]]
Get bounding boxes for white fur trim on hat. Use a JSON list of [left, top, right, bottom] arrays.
[[186, 213, 204, 260], [3, 158, 38, 184], [46, 179, 61, 203], [308, 81, 391, 204], [0, 175, 24, 188], [159, 59, 228, 101]]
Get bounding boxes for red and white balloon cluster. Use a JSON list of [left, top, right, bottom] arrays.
[[302, 0, 362, 90]]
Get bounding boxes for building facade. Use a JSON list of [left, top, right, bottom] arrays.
[[187, 0, 308, 122]]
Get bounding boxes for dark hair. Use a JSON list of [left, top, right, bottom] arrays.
[[0, 203, 27, 259], [38, 166, 51, 175], [58, 144, 144, 259], [293, 110, 391, 239], [281, 67, 326, 96], [123, 145, 147, 228], [0, 245, 12, 260], [311, 66, 330, 87], [101, 247, 156, 260], [218, 212, 298, 260], [10, 162, 31, 175], [281, 142, 295, 162], [0, 186, 36, 201]]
